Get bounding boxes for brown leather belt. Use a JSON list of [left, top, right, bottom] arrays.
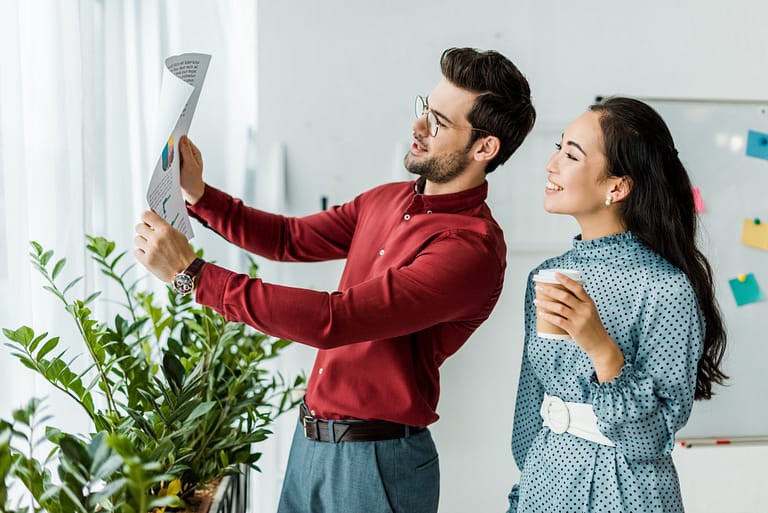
[[299, 406, 425, 443]]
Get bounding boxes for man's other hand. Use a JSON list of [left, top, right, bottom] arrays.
[[179, 135, 205, 205]]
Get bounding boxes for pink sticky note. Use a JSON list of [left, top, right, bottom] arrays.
[[692, 187, 705, 213]]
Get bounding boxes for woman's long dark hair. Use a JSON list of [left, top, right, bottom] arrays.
[[590, 97, 727, 400]]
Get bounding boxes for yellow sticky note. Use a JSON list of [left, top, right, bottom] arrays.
[[741, 218, 768, 250]]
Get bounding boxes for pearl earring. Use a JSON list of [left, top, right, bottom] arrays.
[[605, 195, 613, 207]]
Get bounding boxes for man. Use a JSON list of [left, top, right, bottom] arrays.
[[134, 47, 535, 513]]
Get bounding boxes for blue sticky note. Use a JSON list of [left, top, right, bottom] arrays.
[[728, 273, 764, 306], [746, 130, 768, 160]]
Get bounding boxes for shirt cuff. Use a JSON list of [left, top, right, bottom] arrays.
[[195, 261, 235, 315], [589, 362, 633, 387]]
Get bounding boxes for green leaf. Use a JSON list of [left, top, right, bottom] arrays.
[[88, 477, 126, 506], [84, 291, 102, 305], [86, 236, 115, 259], [110, 250, 127, 268], [59, 434, 92, 470], [56, 479, 89, 513], [125, 409, 157, 439], [119, 263, 136, 279], [62, 275, 84, 294], [93, 453, 123, 480], [3, 326, 35, 344], [167, 337, 184, 356], [27, 332, 48, 353], [87, 432, 111, 469], [147, 495, 187, 509], [187, 401, 216, 422], [162, 352, 185, 390], [40, 249, 54, 266], [14, 354, 38, 371], [43, 285, 66, 302], [38, 484, 66, 511], [52, 257, 67, 279], [147, 438, 175, 463], [36, 336, 60, 360], [45, 425, 64, 443]]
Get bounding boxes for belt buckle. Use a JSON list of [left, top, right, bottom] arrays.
[[303, 416, 319, 440], [546, 396, 570, 434]]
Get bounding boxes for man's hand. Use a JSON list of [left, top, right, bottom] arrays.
[[179, 135, 205, 205], [134, 210, 198, 283]]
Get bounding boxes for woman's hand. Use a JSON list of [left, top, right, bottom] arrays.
[[534, 272, 624, 382]]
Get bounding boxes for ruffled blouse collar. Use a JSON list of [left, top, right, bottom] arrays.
[[571, 231, 637, 251]]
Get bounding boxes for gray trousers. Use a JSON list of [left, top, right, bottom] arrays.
[[277, 420, 440, 513]]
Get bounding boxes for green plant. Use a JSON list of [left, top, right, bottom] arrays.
[[1, 237, 304, 512]]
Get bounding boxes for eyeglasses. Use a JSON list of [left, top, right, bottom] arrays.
[[414, 95, 493, 138]]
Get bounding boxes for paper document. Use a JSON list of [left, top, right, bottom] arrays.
[[146, 52, 211, 239]]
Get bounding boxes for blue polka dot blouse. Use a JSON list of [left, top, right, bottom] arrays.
[[507, 232, 704, 513]]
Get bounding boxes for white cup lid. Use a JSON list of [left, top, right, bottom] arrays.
[[533, 268, 584, 284]]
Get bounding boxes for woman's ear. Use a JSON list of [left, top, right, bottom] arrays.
[[472, 136, 500, 164], [610, 176, 633, 202]]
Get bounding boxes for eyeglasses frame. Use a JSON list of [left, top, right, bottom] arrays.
[[414, 95, 493, 138]]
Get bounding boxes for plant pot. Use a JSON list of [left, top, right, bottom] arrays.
[[208, 468, 249, 513], [175, 467, 249, 513]]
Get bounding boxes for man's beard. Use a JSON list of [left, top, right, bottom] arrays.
[[404, 147, 472, 184]]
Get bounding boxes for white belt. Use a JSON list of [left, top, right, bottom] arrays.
[[540, 393, 615, 447]]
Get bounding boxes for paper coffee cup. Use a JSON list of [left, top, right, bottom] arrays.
[[533, 269, 584, 340]]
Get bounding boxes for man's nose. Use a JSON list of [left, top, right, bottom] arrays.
[[412, 113, 429, 137]]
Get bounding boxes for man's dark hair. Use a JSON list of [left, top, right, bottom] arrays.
[[440, 47, 536, 173]]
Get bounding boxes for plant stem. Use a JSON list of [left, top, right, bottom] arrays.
[[35, 253, 118, 422], [71, 303, 118, 418]]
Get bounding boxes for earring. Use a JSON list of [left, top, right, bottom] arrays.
[[605, 195, 613, 207]]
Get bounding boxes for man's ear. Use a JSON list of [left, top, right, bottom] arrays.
[[472, 136, 500, 164]]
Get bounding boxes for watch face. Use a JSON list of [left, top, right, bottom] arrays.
[[173, 273, 195, 295]]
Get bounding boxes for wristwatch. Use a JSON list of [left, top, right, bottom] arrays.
[[172, 258, 205, 296]]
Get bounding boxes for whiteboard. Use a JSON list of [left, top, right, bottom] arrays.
[[642, 98, 768, 439]]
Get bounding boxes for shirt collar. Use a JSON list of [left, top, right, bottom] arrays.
[[411, 177, 489, 214]]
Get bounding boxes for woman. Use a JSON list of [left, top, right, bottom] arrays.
[[506, 97, 727, 512]]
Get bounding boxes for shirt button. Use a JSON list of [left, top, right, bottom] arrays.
[[318, 367, 324, 375], [379, 249, 385, 256], [310, 409, 316, 416], [403, 214, 411, 220]]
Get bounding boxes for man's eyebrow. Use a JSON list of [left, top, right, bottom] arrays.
[[426, 96, 455, 125]]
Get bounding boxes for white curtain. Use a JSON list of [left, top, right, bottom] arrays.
[[0, 0, 92, 437], [0, 0, 266, 508]]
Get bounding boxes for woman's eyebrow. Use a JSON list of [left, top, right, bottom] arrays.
[[567, 140, 587, 156]]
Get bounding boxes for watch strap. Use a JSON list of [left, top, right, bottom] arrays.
[[184, 257, 205, 281], [173, 258, 205, 296]]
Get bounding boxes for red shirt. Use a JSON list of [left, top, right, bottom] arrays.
[[189, 179, 506, 426]]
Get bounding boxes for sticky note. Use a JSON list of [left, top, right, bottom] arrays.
[[692, 187, 705, 213], [746, 130, 768, 160], [728, 273, 764, 306], [741, 218, 768, 250]]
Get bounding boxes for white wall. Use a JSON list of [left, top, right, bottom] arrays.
[[255, 2, 768, 512]]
